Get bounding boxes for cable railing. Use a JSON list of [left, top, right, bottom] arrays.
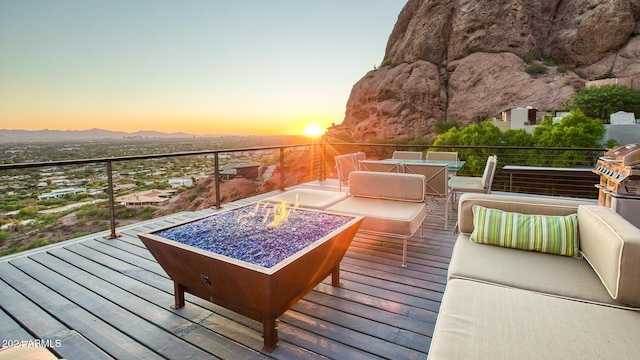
[[0, 143, 320, 240], [319, 143, 606, 198], [0, 141, 606, 256]]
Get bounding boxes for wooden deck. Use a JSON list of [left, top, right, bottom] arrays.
[[0, 180, 457, 359]]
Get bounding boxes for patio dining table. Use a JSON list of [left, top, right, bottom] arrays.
[[382, 158, 466, 173]]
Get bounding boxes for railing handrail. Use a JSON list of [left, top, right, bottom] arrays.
[[0, 143, 315, 170], [0, 142, 607, 171]]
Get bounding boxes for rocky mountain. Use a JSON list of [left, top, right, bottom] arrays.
[[338, 0, 640, 142]]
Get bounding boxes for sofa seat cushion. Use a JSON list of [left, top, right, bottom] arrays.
[[448, 235, 627, 307], [262, 189, 348, 210], [470, 205, 580, 257], [448, 176, 483, 191], [428, 279, 640, 360], [326, 197, 426, 236]]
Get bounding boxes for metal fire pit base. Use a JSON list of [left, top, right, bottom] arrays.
[[138, 207, 362, 352], [171, 264, 344, 351]]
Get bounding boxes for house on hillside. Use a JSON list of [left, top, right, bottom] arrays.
[[168, 177, 194, 188], [116, 189, 177, 207], [585, 75, 638, 89], [495, 104, 640, 145], [496, 106, 539, 130], [219, 163, 261, 181], [37, 188, 87, 200]]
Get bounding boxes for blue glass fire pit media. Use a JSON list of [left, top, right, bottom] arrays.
[[154, 202, 355, 268]]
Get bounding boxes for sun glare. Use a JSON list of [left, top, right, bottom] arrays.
[[302, 124, 325, 138]]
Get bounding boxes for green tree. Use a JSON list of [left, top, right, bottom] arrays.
[[434, 120, 461, 135], [434, 121, 504, 175], [567, 85, 640, 120], [532, 111, 604, 166], [533, 110, 604, 148]]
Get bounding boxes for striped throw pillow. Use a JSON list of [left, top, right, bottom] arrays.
[[470, 205, 580, 257]]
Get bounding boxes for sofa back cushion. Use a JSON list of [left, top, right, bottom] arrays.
[[578, 205, 640, 307], [348, 171, 425, 202], [458, 193, 588, 235], [470, 205, 580, 257]]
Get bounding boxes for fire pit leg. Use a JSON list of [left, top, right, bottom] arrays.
[[331, 264, 342, 287], [172, 281, 186, 309], [262, 316, 278, 352]]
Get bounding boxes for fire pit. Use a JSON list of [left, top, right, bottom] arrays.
[[138, 201, 363, 351]]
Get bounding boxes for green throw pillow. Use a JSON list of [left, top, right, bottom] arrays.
[[470, 205, 580, 257]]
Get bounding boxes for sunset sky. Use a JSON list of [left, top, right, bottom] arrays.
[[0, 1, 406, 136]]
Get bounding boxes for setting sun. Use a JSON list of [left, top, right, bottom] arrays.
[[302, 124, 325, 137]]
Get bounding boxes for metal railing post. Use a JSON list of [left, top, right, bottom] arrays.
[[320, 142, 326, 181], [280, 148, 285, 191], [214, 152, 221, 208], [106, 161, 119, 239]]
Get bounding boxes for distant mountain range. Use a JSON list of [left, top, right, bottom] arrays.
[[0, 128, 198, 142]]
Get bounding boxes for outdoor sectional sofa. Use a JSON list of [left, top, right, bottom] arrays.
[[428, 193, 640, 359]]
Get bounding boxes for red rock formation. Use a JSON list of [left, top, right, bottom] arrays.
[[341, 0, 640, 141]]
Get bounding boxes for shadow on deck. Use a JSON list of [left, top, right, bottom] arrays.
[[0, 179, 457, 359]]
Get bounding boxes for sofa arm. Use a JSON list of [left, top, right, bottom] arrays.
[[457, 193, 591, 235], [578, 205, 640, 307]]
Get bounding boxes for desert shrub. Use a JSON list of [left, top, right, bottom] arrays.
[[525, 64, 547, 75], [380, 59, 392, 67], [116, 208, 136, 219], [594, 71, 615, 80], [0, 231, 10, 243], [572, 69, 587, 79], [140, 207, 156, 220], [522, 51, 540, 63]]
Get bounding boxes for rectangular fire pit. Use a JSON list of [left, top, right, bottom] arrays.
[[138, 201, 363, 351]]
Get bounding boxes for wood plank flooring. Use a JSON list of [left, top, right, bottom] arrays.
[[0, 181, 457, 359]]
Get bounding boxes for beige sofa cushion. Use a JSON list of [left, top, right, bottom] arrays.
[[457, 193, 590, 235], [578, 205, 640, 307], [326, 197, 426, 236], [428, 279, 640, 360], [348, 171, 425, 202], [448, 235, 624, 307], [262, 189, 347, 210]]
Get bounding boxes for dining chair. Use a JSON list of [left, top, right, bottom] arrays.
[[359, 160, 402, 173], [352, 152, 366, 165], [448, 155, 498, 203], [334, 154, 359, 191], [425, 151, 458, 161], [392, 151, 423, 160], [403, 162, 451, 229]]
